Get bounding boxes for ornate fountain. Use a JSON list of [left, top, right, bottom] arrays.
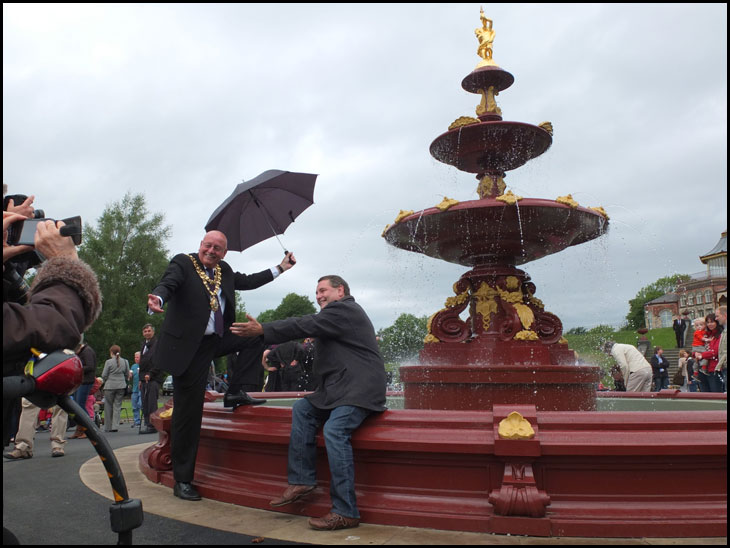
[[141, 11, 726, 538], [383, 8, 608, 412]]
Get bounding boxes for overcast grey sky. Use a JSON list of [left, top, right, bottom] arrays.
[[3, 3, 727, 332]]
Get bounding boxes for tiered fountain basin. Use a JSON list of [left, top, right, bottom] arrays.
[[430, 121, 552, 173], [141, 393, 727, 538], [383, 198, 608, 267]]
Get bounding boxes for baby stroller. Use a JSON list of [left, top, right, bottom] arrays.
[[94, 400, 104, 427]]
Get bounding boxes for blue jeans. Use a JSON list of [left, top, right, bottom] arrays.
[[73, 383, 93, 419], [288, 398, 372, 519], [131, 390, 142, 425], [706, 372, 724, 393]]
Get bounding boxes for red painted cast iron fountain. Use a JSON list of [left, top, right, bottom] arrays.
[[141, 11, 726, 537]]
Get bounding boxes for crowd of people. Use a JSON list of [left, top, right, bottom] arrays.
[[603, 307, 727, 394]]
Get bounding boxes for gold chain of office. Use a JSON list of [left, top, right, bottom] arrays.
[[188, 254, 222, 311]]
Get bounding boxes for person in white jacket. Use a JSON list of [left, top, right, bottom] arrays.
[[602, 341, 653, 392]]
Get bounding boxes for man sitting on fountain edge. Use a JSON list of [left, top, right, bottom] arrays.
[[231, 275, 386, 531]]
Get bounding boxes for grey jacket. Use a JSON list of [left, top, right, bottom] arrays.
[[262, 296, 386, 412], [102, 357, 130, 390]]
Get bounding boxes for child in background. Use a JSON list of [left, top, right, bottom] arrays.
[[691, 318, 708, 376], [87, 377, 103, 418]]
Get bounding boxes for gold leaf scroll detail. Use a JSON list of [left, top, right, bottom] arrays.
[[424, 284, 469, 344], [477, 174, 506, 199], [590, 206, 609, 219], [394, 210, 414, 223], [476, 86, 502, 116], [538, 121, 553, 136], [495, 190, 522, 205], [435, 197, 460, 211], [472, 282, 499, 332], [513, 304, 535, 332], [514, 330, 539, 341], [556, 194, 579, 208], [448, 116, 480, 130]]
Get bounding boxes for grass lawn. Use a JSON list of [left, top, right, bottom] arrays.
[[106, 395, 170, 424]]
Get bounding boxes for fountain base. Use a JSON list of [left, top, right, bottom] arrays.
[[140, 397, 727, 538], [401, 362, 599, 411], [403, 337, 599, 411]]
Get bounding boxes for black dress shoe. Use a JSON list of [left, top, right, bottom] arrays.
[[223, 390, 266, 409], [173, 482, 201, 501]]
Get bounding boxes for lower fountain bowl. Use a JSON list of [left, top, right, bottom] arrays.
[[383, 198, 608, 267]]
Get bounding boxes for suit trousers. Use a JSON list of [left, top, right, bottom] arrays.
[[140, 379, 160, 427], [171, 333, 264, 483]]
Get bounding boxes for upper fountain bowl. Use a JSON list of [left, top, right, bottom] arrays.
[[383, 198, 608, 267], [430, 121, 552, 174]]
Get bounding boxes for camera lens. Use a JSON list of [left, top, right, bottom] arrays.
[[33, 209, 46, 219]]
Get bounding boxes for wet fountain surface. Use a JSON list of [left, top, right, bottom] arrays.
[[141, 11, 727, 538]]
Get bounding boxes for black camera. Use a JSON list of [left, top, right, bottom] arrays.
[[3, 194, 82, 304], [6, 216, 83, 247], [4, 194, 82, 247]]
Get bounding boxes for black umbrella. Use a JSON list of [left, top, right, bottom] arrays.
[[205, 169, 318, 252]]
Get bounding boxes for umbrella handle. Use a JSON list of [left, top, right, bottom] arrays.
[[284, 251, 296, 265]]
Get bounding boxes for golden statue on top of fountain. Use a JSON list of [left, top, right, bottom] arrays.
[[475, 7, 496, 67]]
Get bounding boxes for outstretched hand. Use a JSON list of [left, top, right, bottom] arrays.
[[231, 314, 264, 337], [147, 294, 164, 314]]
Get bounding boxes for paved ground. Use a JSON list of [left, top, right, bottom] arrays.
[[2, 422, 295, 545], [4, 416, 727, 545]]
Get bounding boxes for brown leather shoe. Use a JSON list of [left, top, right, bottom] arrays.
[[308, 512, 360, 531], [269, 484, 316, 507]]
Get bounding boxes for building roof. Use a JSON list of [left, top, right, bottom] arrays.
[[700, 230, 727, 263], [645, 293, 678, 306]]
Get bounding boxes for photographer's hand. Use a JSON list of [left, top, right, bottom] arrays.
[[6, 195, 35, 218], [3, 211, 33, 263], [34, 220, 78, 260]]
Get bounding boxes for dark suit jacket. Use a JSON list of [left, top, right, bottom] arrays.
[[77, 343, 97, 385], [139, 336, 166, 383], [650, 355, 670, 379], [152, 253, 274, 376], [262, 296, 386, 412]]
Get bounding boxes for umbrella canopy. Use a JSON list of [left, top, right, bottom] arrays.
[[205, 169, 318, 252]]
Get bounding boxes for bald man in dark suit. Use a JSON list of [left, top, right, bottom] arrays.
[[147, 230, 295, 500]]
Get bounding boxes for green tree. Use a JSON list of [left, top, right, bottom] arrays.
[[625, 274, 691, 329], [377, 313, 429, 364], [234, 299, 248, 322], [255, 292, 316, 323], [78, 192, 171, 370]]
